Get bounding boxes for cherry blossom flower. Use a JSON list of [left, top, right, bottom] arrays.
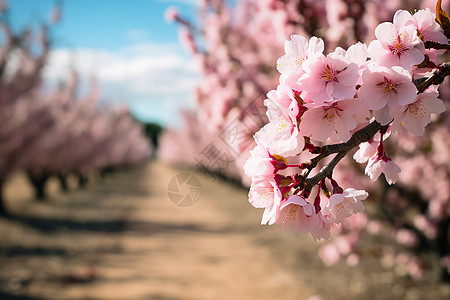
[[393, 8, 447, 62], [300, 98, 363, 143], [353, 128, 391, 163], [368, 20, 424, 70], [243, 144, 275, 179], [249, 177, 283, 225], [319, 244, 341, 266], [249, 177, 279, 208], [298, 53, 359, 103], [276, 194, 320, 234], [311, 213, 332, 241], [365, 154, 401, 184], [322, 188, 368, 222], [353, 141, 378, 164], [396, 228, 420, 247], [334, 42, 369, 85], [277, 35, 325, 90], [391, 90, 446, 136], [358, 65, 417, 125], [255, 97, 304, 156], [264, 84, 299, 121], [164, 6, 179, 22]]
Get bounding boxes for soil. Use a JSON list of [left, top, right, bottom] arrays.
[[0, 160, 449, 300]]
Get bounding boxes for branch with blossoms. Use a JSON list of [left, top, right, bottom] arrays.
[[301, 59, 450, 195], [244, 3, 450, 242]]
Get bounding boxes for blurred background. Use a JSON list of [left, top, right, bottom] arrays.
[[1, 0, 450, 299]]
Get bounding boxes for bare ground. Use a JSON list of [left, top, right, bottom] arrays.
[[0, 160, 449, 300]]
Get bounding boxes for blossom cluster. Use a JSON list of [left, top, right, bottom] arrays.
[[0, 3, 152, 212], [244, 8, 448, 240]]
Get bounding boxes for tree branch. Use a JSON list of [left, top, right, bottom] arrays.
[[416, 62, 450, 93], [300, 62, 450, 194], [304, 121, 387, 193]]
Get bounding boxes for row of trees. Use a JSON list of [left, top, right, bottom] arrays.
[[163, 0, 450, 281], [0, 3, 152, 214]]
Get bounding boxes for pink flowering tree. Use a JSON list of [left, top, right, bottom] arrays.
[[165, 0, 450, 281], [0, 1, 57, 213], [22, 70, 152, 200], [247, 2, 450, 280], [0, 2, 152, 211]]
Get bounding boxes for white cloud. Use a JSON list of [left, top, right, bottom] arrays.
[[43, 42, 201, 126]]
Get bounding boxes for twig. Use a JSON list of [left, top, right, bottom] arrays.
[[416, 62, 450, 93], [304, 121, 387, 193]]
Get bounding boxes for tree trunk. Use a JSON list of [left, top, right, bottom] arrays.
[[78, 174, 87, 188], [0, 180, 6, 216], [27, 172, 50, 200], [439, 218, 450, 281], [57, 173, 69, 192]]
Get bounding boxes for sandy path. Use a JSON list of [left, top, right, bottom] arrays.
[[61, 161, 314, 299], [2, 161, 449, 300]]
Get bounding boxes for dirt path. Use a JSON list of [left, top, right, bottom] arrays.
[[60, 161, 315, 299], [0, 161, 315, 300], [1, 161, 449, 300]]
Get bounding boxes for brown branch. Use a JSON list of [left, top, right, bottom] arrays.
[[416, 62, 450, 93], [299, 61, 450, 194], [424, 41, 450, 50], [304, 121, 387, 193]]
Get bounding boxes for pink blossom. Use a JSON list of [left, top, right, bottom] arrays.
[[255, 99, 304, 156], [395, 8, 446, 43], [178, 28, 197, 55], [276, 194, 320, 234], [368, 20, 424, 70], [358, 65, 417, 125], [243, 144, 274, 178], [311, 214, 332, 241], [353, 141, 378, 163], [367, 220, 383, 235], [264, 84, 298, 121], [407, 259, 424, 280], [300, 98, 363, 143], [249, 177, 279, 208], [322, 188, 368, 222], [298, 53, 359, 103], [318, 244, 341, 266], [414, 215, 438, 239], [394, 8, 447, 62], [335, 42, 369, 85], [353, 129, 391, 163], [277, 35, 324, 90], [164, 6, 179, 22], [396, 228, 420, 247], [346, 254, 360, 267], [334, 42, 369, 68], [391, 90, 446, 136], [365, 155, 401, 184], [249, 177, 283, 225]]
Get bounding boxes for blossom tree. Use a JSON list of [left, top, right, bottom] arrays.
[[0, 1, 56, 213], [0, 2, 152, 211], [21, 70, 152, 200], [164, 0, 450, 281], [250, 3, 450, 280]]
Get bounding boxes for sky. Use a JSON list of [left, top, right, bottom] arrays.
[[7, 0, 201, 127]]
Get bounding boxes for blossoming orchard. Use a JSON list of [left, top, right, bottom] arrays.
[[166, 0, 450, 281], [0, 3, 152, 213], [245, 6, 448, 240]]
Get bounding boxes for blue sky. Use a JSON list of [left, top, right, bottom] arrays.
[[7, 0, 201, 127]]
